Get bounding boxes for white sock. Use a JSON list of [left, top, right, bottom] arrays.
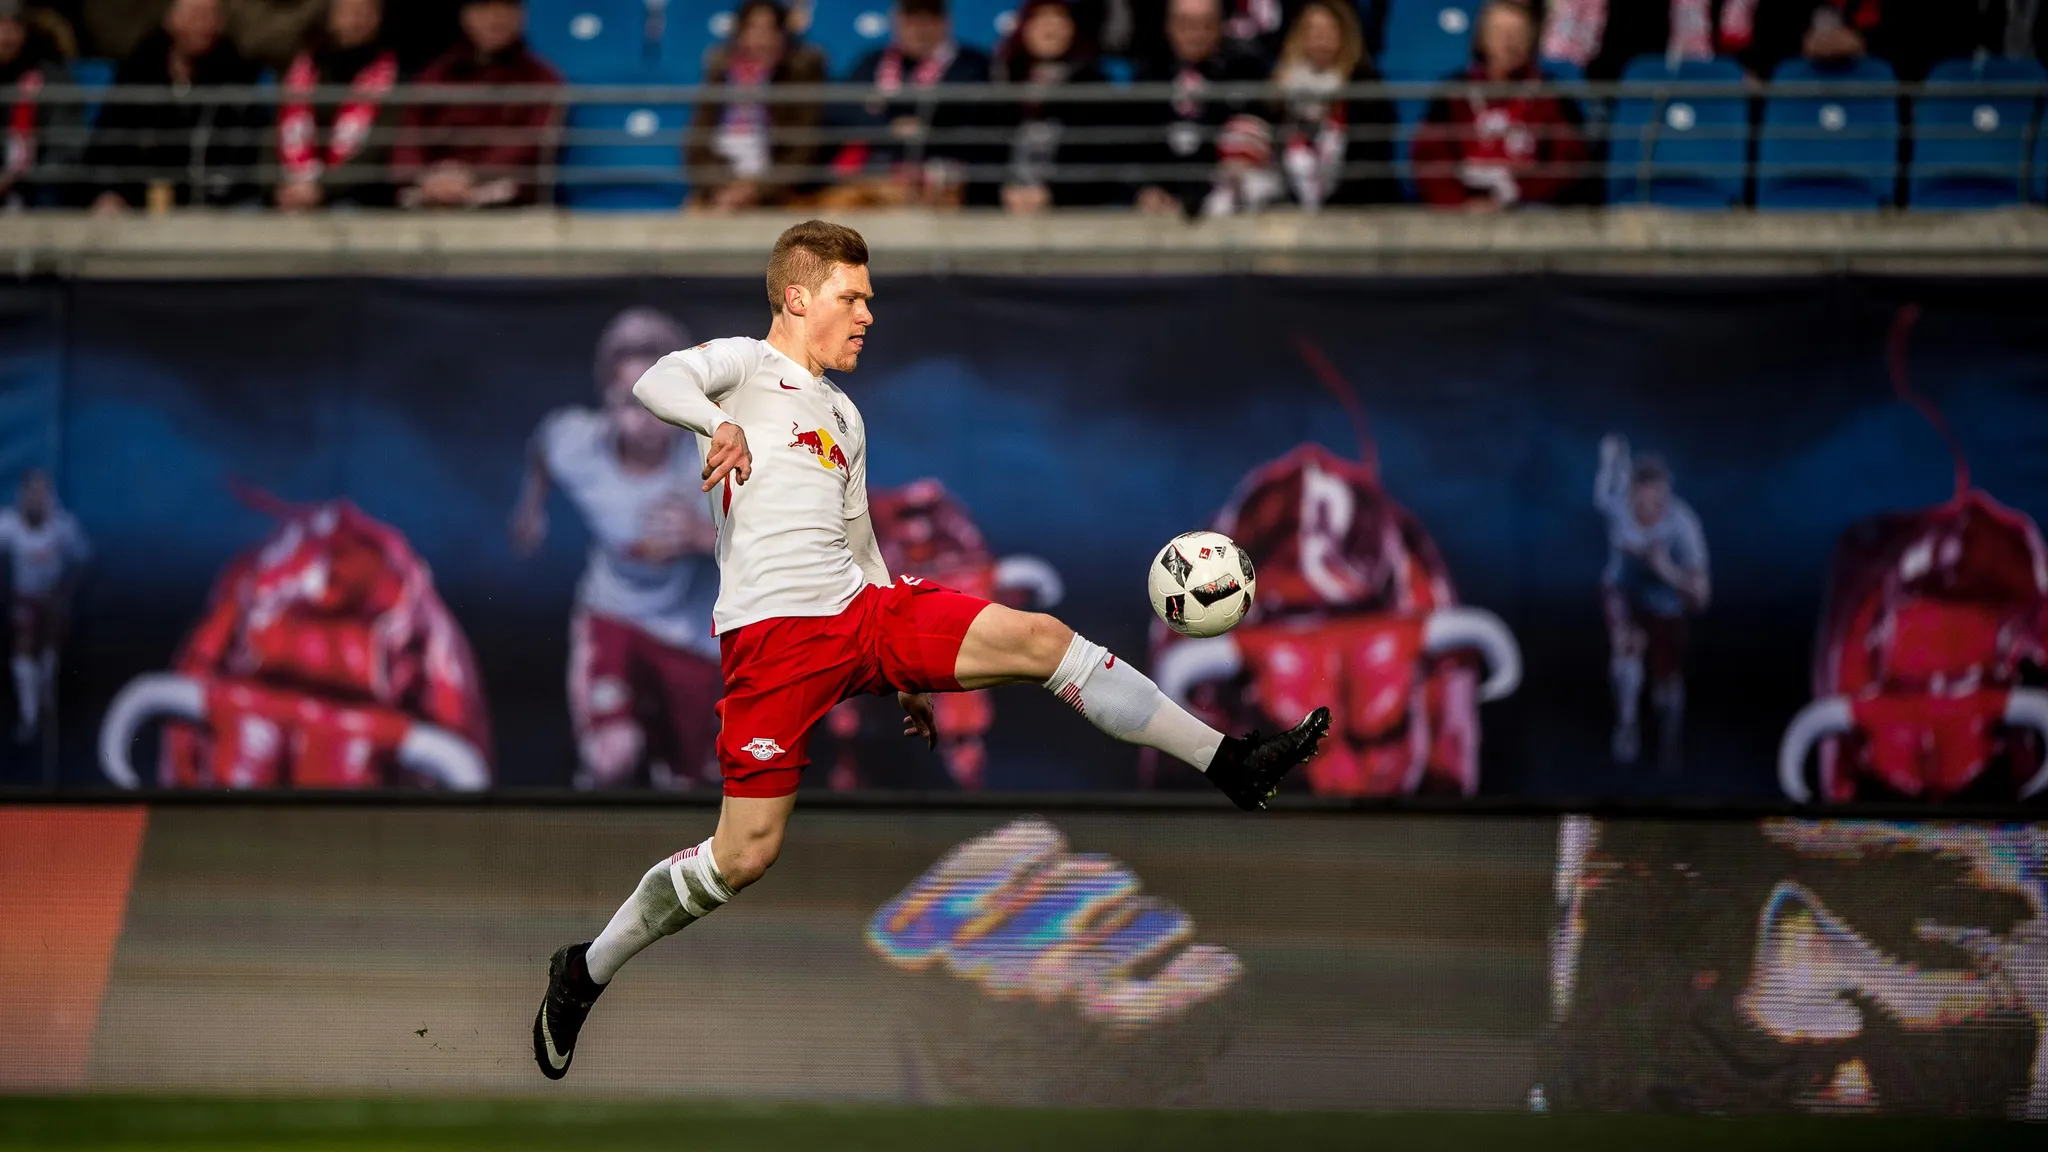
[[1611, 653, 1643, 731], [584, 836, 733, 985], [11, 655, 35, 728], [1044, 634, 1224, 770], [1653, 681, 1685, 744]]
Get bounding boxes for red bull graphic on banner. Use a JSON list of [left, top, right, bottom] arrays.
[[1779, 309, 2048, 804], [96, 493, 492, 790]]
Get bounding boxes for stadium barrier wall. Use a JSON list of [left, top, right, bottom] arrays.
[[0, 275, 2044, 804], [0, 803, 2041, 1118]]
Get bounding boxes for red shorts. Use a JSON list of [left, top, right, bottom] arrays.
[[1603, 590, 1688, 683], [716, 577, 991, 797]]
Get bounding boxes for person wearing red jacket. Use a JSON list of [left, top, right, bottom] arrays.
[[392, 0, 561, 209], [1411, 0, 1588, 210]]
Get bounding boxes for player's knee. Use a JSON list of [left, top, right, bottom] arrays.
[[721, 834, 782, 890], [1020, 612, 1076, 674]]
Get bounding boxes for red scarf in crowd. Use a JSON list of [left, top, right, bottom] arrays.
[[873, 42, 955, 94], [6, 70, 40, 180], [277, 48, 399, 183]]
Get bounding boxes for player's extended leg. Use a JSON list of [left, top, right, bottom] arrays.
[[532, 793, 788, 1080], [10, 599, 41, 743], [951, 603, 1329, 810]]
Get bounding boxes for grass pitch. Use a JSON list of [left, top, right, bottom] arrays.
[[0, 1099, 2039, 1152]]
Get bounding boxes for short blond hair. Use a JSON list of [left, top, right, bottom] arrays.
[[766, 220, 870, 314]]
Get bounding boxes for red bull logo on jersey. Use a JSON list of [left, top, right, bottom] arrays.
[[868, 819, 1243, 1029], [789, 422, 849, 473]]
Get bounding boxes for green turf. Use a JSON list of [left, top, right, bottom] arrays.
[[0, 1099, 2041, 1152]]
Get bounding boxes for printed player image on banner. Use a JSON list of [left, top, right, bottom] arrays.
[[1779, 309, 2048, 805], [97, 492, 492, 791], [1545, 817, 2048, 1119], [1150, 339, 1520, 797]]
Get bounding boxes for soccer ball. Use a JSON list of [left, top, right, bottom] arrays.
[[1148, 531, 1256, 638]]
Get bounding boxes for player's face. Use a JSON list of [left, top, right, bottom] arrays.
[[605, 363, 676, 452], [805, 263, 873, 373], [1630, 478, 1668, 527]]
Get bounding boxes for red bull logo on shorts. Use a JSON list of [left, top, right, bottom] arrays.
[[789, 423, 849, 473], [867, 819, 1243, 1029]]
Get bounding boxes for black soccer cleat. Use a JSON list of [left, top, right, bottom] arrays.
[[1206, 706, 1332, 811], [532, 942, 604, 1081]]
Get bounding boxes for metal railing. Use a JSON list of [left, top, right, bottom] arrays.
[[6, 76, 2044, 208]]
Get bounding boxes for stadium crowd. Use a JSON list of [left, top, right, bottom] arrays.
[[0, 0, 2043, 212]]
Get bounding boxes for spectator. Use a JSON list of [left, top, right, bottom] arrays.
[[77, 0, 162, 61], [1411, 0, 1588, 210], [1730, 0, 2042, 82], [1541, 0, 1742, 82], [1220, 0, 1300, 64], [988, 0, 1118, 211], [685, 0, 825, 212], [225, 0, 324, 71], [273, 0, 398, 210], [1270, 0, 1396, 208], [820, 0, 992, 209], [0, 0, 85, 208], [392, 0, 560, 209], [1730, 0, 1884, 77], [1130, 0, 1270, 216], [84, 0, 265, 212]]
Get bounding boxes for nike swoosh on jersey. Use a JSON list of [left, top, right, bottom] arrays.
[[779, 380, 801, 390], [540, 1010, 570, 1069]]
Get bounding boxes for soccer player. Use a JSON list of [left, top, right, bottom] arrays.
[[532, 221, 1330, 1079], [0, 470, 89, 744], [1594, 434, 1710, 774], [512, 308, 723, 789]]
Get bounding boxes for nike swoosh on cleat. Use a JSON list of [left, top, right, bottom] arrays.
[[539, 1009, 570, 1069]]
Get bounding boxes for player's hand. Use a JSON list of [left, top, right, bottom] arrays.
[[899, 692, 937, 750], [701, 422, 752, 493], [509, 499, 547, 556]]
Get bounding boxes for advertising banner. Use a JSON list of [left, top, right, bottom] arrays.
[[0, 276, 2040, 801]]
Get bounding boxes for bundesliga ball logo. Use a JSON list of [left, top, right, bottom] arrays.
[[1149, 531, 1257, 638]]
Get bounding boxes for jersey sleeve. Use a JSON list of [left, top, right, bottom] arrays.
[[1671, 506, 1709, 574], [632, 337, 756, 438], [0, 510, 16, 552], [841, 402, 869, 520], [532, 407, 583, 480]]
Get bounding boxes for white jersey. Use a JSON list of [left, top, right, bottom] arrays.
[[632, 337, 869, 635], [536, 407, 720, 657], [0, 508, 89, 598]]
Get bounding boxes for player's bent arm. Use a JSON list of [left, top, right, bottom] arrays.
[[631, 342, 753, 438], [845, 510, 891, 587]]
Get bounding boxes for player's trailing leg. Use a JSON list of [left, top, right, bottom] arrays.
[[532, 819, 754, 1079]]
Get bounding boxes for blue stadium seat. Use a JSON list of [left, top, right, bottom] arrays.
[[1381, 2, 1477, 200], [558, 97, 690, 209], [658, 2, 727, 82], [1908, 56, 2046, 210], [806, 0, 894, 77], [1380, 0, 1476, 83], [950, 0, 1014, 53], [529, 0, 652, 81], [1757, 57, 1899, 210], [70, 58, 115, 127], [1607, 55, 1748, 208]]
